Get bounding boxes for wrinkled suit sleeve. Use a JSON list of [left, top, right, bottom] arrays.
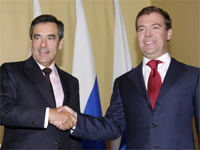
[[0, 63, 46, 128], [71, 79, 126, 140]]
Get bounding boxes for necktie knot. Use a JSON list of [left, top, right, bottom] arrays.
[[147, 60, 163, 69], [42, 68, 52, 75]]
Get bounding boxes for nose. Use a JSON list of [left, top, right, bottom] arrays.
[[145, 28, 152, 37], [41, 38, 47, 47]]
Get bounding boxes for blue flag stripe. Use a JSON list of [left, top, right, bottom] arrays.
[[82, 77, 106, 149], [84, 78, 102, 117]]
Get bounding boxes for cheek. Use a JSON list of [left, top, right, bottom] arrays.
[[31, 42, 40, 49], [137, 37, 143, 47], [51, 49, 58, 57], [137, 34, 143, 42]]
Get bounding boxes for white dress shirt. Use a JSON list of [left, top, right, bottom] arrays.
[[143, 52, 171, 90]]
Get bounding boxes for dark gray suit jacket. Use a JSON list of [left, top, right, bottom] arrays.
[[72, 58, 199, 149], [0, 56, 81, 149]]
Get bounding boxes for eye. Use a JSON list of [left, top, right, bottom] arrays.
[[48, 37, 54, 40], [138, 27, 145, 32], [34, 35, 41, 40], [152, 25, 160, 30], [47, 35, 56, 41]]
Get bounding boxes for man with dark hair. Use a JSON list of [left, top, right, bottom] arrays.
[[0, 14, 81, 149], [53, 6, 199, 149]]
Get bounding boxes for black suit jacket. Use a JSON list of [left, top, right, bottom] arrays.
[[72, 58, 199, 149], [0, 56, 81, 149]]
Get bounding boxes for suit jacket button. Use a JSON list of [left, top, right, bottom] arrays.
[[55, 141, 60, 145], [152, 123, 158, 128], [26, 121, 31, 124]]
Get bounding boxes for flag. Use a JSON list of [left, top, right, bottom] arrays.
[[72, 0, 106, 149], [110, 0, 132, 149], [29, 0, 42, 57]]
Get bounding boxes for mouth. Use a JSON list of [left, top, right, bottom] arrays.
[[39, 49, 49, 54], [144, 41, 155, 45]]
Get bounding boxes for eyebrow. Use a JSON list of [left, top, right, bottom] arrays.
[[137, 23, 162, 31], [47, 34, 56, 38], [33, 34, 56, 38], [33, 34, 41, 38], [47, 34, 57, 40], [151, 23, 162, 27], [137, 25, 146, 31]]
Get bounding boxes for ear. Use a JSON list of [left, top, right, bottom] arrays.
[[167, 28, 172, 40], [58, 39, 63, 50], [29, 39, 33, 48]]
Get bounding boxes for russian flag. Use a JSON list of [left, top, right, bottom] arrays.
[[72, 0, 106, 149], [110, 0, 132, 149], [29, 0, 42, 57]]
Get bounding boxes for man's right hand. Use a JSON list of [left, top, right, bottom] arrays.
[[49, 107, 77, 131]]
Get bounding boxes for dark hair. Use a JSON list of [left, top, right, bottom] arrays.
[[29, 14, 64, 41], [135, 6, 172, 31]]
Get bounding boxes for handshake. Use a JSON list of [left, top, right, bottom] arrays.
[[48, 106, 77, 131]]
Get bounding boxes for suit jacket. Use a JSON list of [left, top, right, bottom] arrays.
[[72, 58, 199, 149], [0, 56, 81, 149]]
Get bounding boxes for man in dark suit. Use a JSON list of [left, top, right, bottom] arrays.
[[0, 14, 81, 149], [53, 6, 199, 149]]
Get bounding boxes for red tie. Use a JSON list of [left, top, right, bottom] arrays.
[[147, 60, 163, 109]]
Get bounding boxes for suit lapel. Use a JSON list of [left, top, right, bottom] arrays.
[[24, 56, 56, 108], [56, 67, 70, 106], [128, 62, 150, 104], [157, 58, 187, 102], [127, 59, 187, 106]]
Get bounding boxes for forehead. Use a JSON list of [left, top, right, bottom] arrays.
[[137, 12, 165, 27], [33, 22, 58, 35]]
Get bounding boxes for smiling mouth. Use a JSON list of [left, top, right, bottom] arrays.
[[39, 49, 49, 54], [145, 41, 155, 44], [40, 51, 48, 54]]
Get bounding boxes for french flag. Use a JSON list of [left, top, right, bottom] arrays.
[[72, 0, 106, 149]]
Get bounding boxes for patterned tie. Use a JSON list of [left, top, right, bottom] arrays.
[[42, 68, 55, 99], [147, 60, 163, 109]]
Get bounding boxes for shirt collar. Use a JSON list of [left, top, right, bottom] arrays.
[[33, 58, 58, 77], [36, 61, 55, 71], [143, 52, 171, 67]]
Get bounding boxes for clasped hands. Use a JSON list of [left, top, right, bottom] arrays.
[[49, 106, 77, 131]]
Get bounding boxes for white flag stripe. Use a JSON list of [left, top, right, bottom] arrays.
[[73, 3, 106, 149], [73, 0, 96, 113], [113, 0, 132, 82], [29, 0, 42, 57], [111, 0, 132, 149], [33, 0, 42, 19]]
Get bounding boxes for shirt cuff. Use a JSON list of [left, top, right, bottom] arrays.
[[44, 107, 49, 128], [70, 126, 76, 134]]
